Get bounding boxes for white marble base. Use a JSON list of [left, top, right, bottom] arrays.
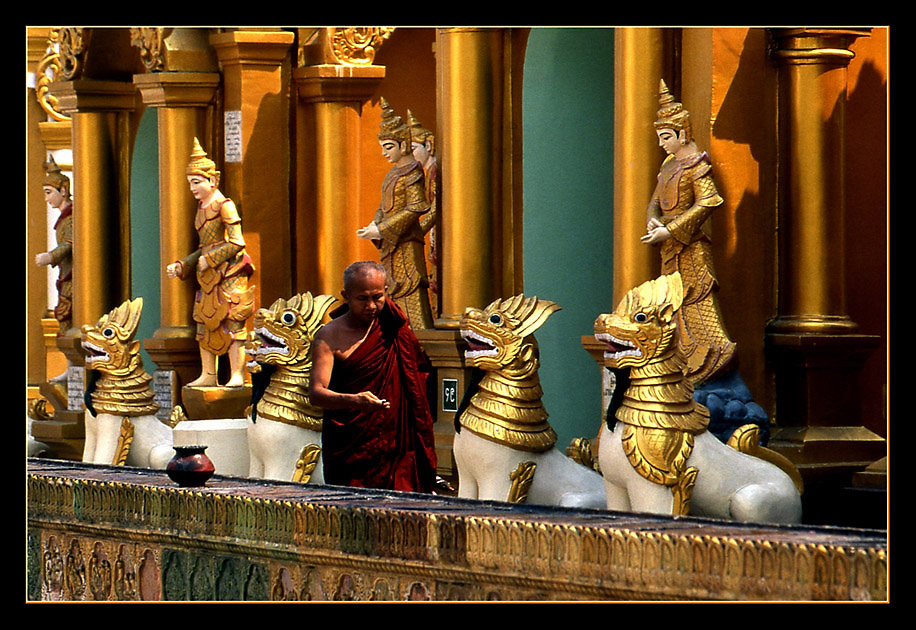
[[173, 418, 250, 477]]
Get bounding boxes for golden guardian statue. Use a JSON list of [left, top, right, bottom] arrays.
[[357, 98, 434, 330], [36, 156, 74, 364], [641, 80, 736, 385], [166, 138, 255, 388]]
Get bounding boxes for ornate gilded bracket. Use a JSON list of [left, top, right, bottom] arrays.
[[298, 27, 395, 67], [130, 28, 165, 72], [57, 27, 86, 81], [34, 29, 71, 121]]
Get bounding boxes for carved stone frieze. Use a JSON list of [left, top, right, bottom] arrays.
[[26, 461, 887, 602]]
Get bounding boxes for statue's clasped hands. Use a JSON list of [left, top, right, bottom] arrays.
[[641, 218, 671, 245], [165, 256, 209, 279]]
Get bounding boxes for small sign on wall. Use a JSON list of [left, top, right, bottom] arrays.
[[442, 378, 459, 413], [225, 110, 242, 163]]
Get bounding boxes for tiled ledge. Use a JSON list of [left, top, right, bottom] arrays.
[[27, 458, 887, 602]]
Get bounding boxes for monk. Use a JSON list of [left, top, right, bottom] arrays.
[[309, 261, 437, 492]]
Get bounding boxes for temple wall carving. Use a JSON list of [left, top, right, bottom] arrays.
[[27, 460, 886, 602]]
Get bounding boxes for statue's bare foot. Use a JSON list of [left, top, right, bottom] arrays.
[[224, 374, 246, 388], [187, 374, 218, 388]]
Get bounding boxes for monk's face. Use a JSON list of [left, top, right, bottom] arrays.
[[343, 270, 387, 324]]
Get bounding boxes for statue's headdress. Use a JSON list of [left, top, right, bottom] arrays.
[[407, 109, 434, 155], [377, 97, 411, 145], [654, 79, 692, 141], [186, 137, 220, 185], [42, 155, 71, 196]]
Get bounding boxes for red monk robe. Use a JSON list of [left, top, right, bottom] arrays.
[[322, 300, 437, 492]]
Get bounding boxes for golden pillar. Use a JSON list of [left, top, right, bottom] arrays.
[[134, 71, 220, 391], [611, 28, 673, 304], [435, 27, 501, 325], [765, 29, 884, 492], [210, 29, 296, 306], [26, 28, 58, 390], [583, 28, 672, 413], [292, 40, 385, 295], [49, 80, 136, 368], [34, 79, 137, 457], [417, 28, 527, 481]]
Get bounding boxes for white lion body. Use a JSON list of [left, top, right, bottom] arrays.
[[454, 429, 606, 509], [597, 422, 802, 523], [247, 416, 324, 483], [82, 411, 174, 469]]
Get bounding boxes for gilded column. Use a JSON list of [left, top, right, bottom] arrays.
[[765, 28, 884, 491], [133, 71, 220, 392], [210, 29, 296, 306], [292, 28, 387, 295], [582, 28, 671, 415], [611, 28, 670, 304], [435, 28, 501, 326], [37, 78, 137, 458], [49, 80, 137, 367]]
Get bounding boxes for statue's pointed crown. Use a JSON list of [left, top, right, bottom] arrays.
[[42, 154, 71, 192], [378, 97, 411, 144], [654, 79, 692, 139], [407, 109, 433, 144], [186, 137, 219, 181]]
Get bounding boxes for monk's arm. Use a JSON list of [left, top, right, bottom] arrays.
[[309, 333, 390, 411]]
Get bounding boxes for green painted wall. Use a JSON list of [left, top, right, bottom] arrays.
[[522, 28, 614, 448], [130, 109, 161, 370]]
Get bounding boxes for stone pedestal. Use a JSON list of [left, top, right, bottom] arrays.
[[29, 334, 87, 460], [173, 385, 253, 477], [414, 328, 470, 482], [172, 418, 250, 477], [581, 335, 615, 426], [765, 332, 885, 489]]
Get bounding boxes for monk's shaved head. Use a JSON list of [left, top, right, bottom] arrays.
[[343, 261, 387, 292]]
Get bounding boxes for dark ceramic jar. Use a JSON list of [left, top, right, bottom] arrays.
[[166, 445, 215, 487]]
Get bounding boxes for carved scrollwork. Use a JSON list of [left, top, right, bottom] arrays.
[[129, 27, 166, 72], [58, 27, 86, 81], [330, 27, 394, 65], [34, 29, 70, 122]]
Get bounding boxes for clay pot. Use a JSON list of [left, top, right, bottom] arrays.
[[166, 445, 215, 487]]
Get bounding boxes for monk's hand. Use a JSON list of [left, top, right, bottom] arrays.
[[354, 391, 390, 410]]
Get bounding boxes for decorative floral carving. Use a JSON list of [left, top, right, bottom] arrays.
[[330, 27, 394, 65], [34, 29, 70, 122], [130, 27, 165, 72], [57, 27, 85, 81]]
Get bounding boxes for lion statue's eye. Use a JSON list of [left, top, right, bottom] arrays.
[[281, 312, 296, 325], [488, 313, 503, 325], [634, 312, 648, 323], [102, 327, 115, 338]]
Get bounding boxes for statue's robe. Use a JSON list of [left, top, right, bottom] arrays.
[[322, 301, 437, 492]]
